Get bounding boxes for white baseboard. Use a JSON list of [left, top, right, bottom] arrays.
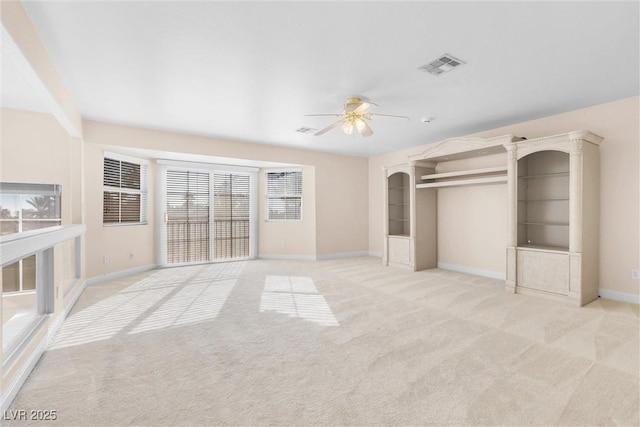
[[86, 264, 157, 286], [316, 251, 371, 260], [258, 254, 317, 261], [368, 251, 383, 258], [598, 289, 640, 305], [437, 262, 506, 281]]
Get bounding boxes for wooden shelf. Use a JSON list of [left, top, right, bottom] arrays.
[[417, 175, 507, 189], [421, 165, 507, 181]]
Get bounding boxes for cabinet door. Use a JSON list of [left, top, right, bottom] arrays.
[[516, 249, 569, 295], [388, 236, 412, 266]]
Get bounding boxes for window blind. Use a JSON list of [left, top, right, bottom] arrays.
[[166, 170, 210, 264], [266, 171, 302, 220], [103, 156, 147, 224], [214, 173, 250, 259]]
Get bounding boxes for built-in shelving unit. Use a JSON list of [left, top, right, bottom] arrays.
[[382, 130, 603, 308], [388, 173, 410, 236], [516, 150, 570, 251], [505, 130, 603, 306]]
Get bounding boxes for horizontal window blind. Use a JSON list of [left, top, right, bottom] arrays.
[[103, 156, 147, 224], [166, 170, 210, 264], [214, 173, 250, 259], [266, 171, 302, 221]]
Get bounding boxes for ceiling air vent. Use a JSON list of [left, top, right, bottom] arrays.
[[296, 127, 318, 134], [419, 53, 466, 76]]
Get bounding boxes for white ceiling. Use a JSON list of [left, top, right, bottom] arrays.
[[19, 1, 640, 157]]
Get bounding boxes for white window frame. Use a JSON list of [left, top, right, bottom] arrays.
[[103, 152, 149, 226], [265, 168, 303, 222]]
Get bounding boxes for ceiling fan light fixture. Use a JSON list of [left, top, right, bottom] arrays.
[[341, 120, 354, 135], [306, 96, 408, 137]]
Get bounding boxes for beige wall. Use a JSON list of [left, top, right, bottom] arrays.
[[258, 166, 316, 258], [369, 96, 640, 297], [82, 120, 369, 277]]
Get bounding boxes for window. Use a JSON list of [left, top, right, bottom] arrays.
[[266, 170, 302, 221], [0, 182, 62, 293], [103, 154, 148, 225]]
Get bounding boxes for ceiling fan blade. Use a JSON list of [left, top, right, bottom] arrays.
[[305, 113, 343, 117], [370, 113, 410, 120], [352, 102, 371, 114], [314, 119, 345, 136], [353, 101, 378, 114], [357, 119, 374, 137]]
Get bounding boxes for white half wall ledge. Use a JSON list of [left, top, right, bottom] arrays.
[[598, 289, 640, 305], [1, 275, 88, 414], [86, 264, 157, 286], [437, 262, 506, 281]]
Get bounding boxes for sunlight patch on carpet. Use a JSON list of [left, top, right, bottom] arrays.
[[259, 275, 339, 326], [50, 263, 245, 349], [129, 278, 236, 334]]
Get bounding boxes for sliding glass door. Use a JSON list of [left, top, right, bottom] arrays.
[[166, 170, 210, 264], [213, 173, 250, 260], [159, 164, 257, 266]]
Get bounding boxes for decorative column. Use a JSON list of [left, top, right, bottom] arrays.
[[569, 139, 583, 254], [408, 161, 416, 239], [504, 142, 518, 291], [381, 166, 389, 266]]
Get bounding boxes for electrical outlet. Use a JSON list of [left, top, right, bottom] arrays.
[[129, 252, 135, 260], [632, 270, 640, 280], [103, 256, 109, 264]]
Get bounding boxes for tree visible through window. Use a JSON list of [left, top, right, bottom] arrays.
[[0, 183, 62, 293], [266, 171, 302, 221]]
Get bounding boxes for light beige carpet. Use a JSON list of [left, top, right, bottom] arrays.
[[8, 257, 640, 426]]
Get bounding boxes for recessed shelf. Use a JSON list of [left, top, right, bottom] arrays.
[[389, 186, 409, 190], [518, 221, 569, 226], [517, 198, 569, 202], [388, 203, 408, 206], [519, 171, 569, 180], [389, 219, 409, 222]]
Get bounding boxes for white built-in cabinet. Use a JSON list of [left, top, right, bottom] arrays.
[[382, 163, 435, 270], [505, 131, 603, 306], [382, 130, 602, 307]]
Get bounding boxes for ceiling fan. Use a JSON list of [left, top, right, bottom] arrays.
[[305, 97, 409, 137]]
